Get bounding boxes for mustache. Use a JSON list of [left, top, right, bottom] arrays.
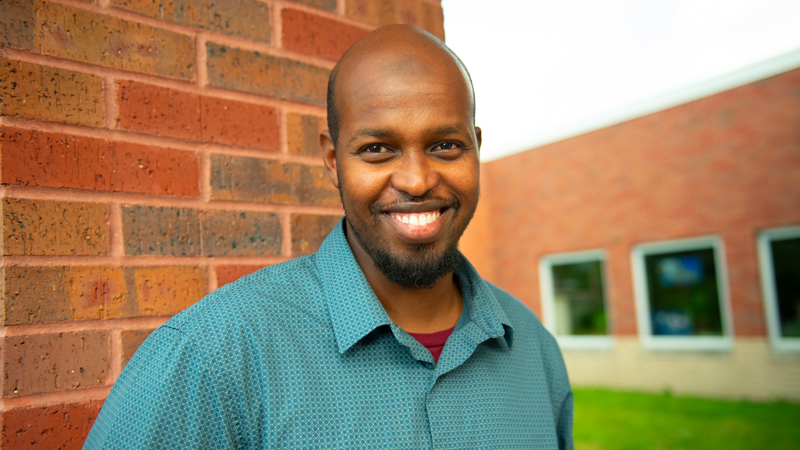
[[370, 193, 459, 214]]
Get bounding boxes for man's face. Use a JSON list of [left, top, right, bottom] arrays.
[[323, 52, 481, 288]]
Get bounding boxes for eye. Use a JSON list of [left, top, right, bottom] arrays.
[[357, 143, 395, 162], [435, 142, 461, 151], [362, 144, 388, 153], [431, 141, 464, 158]]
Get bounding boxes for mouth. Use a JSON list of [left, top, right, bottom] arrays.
[[387, 209, 442, 227]]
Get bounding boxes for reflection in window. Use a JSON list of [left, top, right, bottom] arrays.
[[644, 248, 723, 336], [551, 260, 608, 336], [770, 237, 800, 338]]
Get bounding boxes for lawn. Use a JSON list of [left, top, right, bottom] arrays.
[[573, 388, 800, 450]]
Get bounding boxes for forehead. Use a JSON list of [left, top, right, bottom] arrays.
[[336, 50, 473, 132]]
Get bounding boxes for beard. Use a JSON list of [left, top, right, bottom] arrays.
[[350, 222, 463, 289]]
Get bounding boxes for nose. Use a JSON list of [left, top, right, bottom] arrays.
[[391, 150, 439, 198]]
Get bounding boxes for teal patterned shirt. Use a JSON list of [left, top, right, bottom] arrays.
[[85, 219, 573, 449]]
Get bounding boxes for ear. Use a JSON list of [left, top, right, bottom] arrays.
[[320, 130, 339, 188], [475, 126, 482, 150]]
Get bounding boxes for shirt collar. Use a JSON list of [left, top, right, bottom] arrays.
[[316, 218, 513, 354]]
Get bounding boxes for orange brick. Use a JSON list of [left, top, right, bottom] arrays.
[[117, 81, 201, 140], [282, 9, 369, 61], [1, 0, 194, 80], [291, 214, 341, 255], [287, 112, 327, 156], [3, 332, 109, 397], [2, 198, 110, 256], [111, 0, 271, 43], [121, 329, 154, 367], [202, 210, 282, 257], [201, 97, 279, 150], [216, 264, 268, 287], [0, 127, 200, 196], [1, 400, 104, 450], [206, 43, 329, 105], [211, 154, 340, 206], [2, 266, 129, 325], [132, 266, 207, 316], [286, 0, 336, 10], [0, 57, 104, 126]]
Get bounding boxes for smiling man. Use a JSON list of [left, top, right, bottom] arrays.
[[85, 25, 573, 449]]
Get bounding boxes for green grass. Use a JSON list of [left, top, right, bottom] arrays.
[[573, 388, 800, 450]]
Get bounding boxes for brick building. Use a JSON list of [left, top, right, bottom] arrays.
[[460, 54, 800, 402], [0, 0, 444, 448]]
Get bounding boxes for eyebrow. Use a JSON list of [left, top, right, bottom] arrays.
[[348, 124, 468, 145]]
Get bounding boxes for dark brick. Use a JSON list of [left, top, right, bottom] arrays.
[[201, 210, 282, 257], [282, 9, 369, 60], [2, 198, 110, 256], [291, 214, 341, 255], [210, 154, 340, 206], [121, 329, 154, 367], [286, 0, 336, 10], [1, 0, 194, 80], [111, 0, 271, 43], [206, 43, 330, 105], [1, 400, 104, 450], [1, 127, 200, 196], [122, 206, 201, 256], [201, 97, 279, 150], [287, 112, 326, 156], [3, 332, 109, 397]]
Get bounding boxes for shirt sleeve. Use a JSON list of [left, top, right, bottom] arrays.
[[83, 325, 237, 449]]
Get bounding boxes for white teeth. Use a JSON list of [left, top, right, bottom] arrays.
[[390, 210, 442, 227]]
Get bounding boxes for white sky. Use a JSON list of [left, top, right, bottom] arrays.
[[442, 0, 800, 161]]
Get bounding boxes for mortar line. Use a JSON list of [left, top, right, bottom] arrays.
[[102, 76, 119, 129], [4, 317, 171, 337], [280, 211, 293, 257], [196, 33, 209, 88], [0, 386, 112, 412], [108, 329, 123, 385], [108, 202, 124, 257], [1, 254, 293, 268]]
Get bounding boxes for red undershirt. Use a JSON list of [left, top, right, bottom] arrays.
[[407, 326, 455, 362]]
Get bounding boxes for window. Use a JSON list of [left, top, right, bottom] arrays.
[[539, 250, 612, 349], [631, 237, 733, 350], [758, 226, 800, 351]]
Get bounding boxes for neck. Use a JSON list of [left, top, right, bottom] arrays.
[[345, 222, 463, 334]]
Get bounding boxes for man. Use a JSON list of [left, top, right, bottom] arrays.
[[85, 25, 573, 449]]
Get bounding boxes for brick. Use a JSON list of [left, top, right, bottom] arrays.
[[282, 9, 369, 60], [291, 214, 341, 255], [0, 57, 104, 126], [3, 331, 109, 397], [0, 127, 200, 196], [129, 266, 207, 316], [286, 0, 337, 10], [202, 210, 282, 257], [211, 154, 340, 206], [0, 0, 194, 80], [3, 266, 128, 325], [2, 198, 110, 256], [207, 43, 330, 105], [1, 400, 103, 450], [344, 0, 445, 40], [201, 97, 279, 149], [117, 81, 201, 140], [287, 112, 326, 156], [111, 0, 271, 43], [122, 206, 201, 256], [121, 329, 154, 367], [216, 264, 267, 287]]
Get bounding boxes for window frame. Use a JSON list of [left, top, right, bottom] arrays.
[[539, 249, 613, 349], [631, 236, 734, 351], [757, 225, 800, 351]]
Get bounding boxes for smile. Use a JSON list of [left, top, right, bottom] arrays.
[[387, 210, 442, 227]]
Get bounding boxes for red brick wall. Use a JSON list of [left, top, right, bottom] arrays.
[[462, 68, 800, 338], [0, 0, 444, 448]]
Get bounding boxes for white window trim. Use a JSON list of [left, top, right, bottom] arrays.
[[757, 226, 800, 351], [631, 236, 734, 351], [539, 249, 613, 350]]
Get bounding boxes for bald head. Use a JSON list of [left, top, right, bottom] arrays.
[[326, 24, 475, 146]]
